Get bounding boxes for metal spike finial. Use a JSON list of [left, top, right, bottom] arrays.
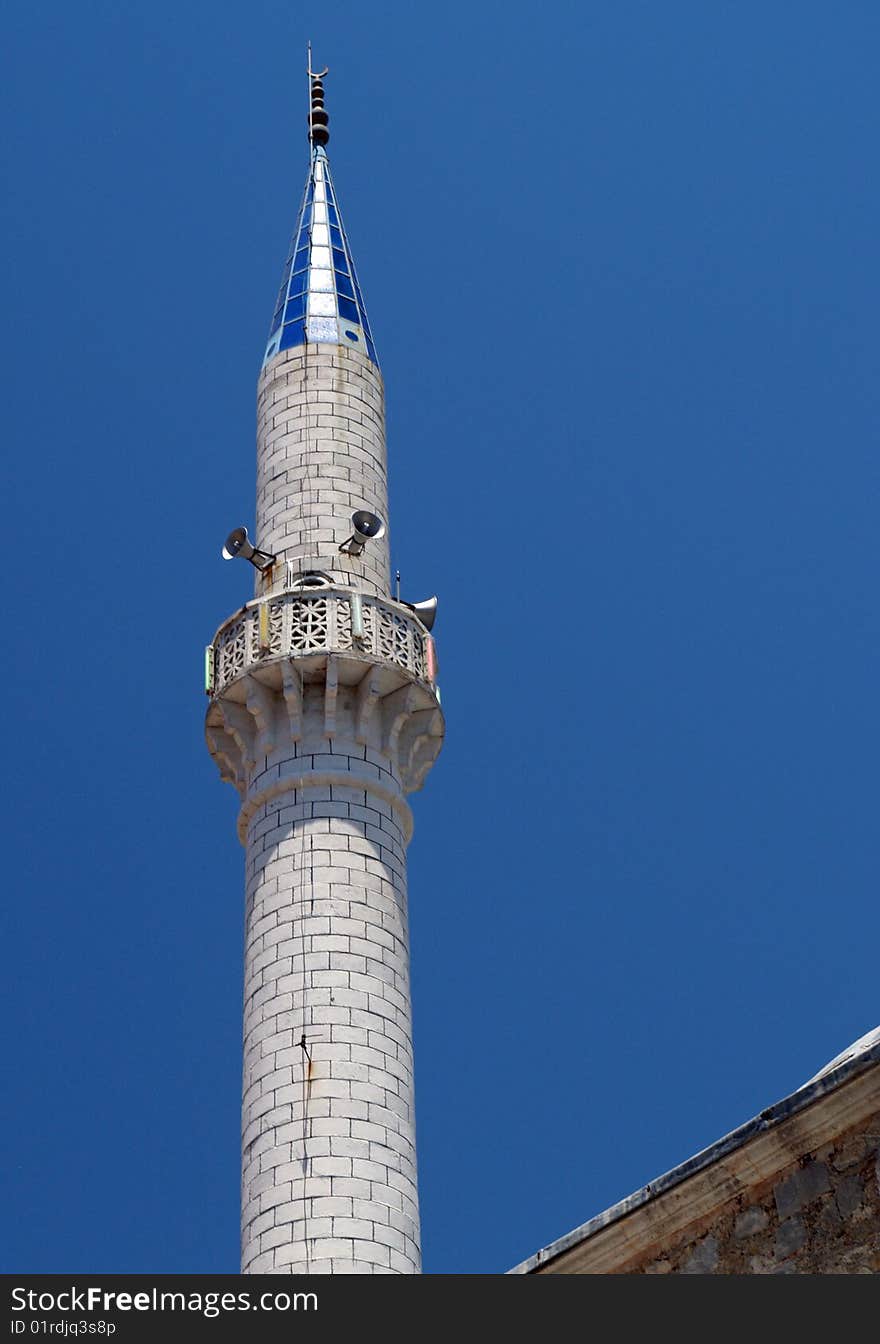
[[307, 44, 330, 147]]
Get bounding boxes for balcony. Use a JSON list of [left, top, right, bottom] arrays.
[[206, 587, 436, 699]]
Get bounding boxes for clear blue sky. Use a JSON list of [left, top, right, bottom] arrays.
[[2, 1, 879, 1274]]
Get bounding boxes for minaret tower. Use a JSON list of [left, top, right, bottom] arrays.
[[204, 63, 444, 1275]]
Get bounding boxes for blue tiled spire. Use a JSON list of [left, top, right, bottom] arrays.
[[262, 146, 378, 369]]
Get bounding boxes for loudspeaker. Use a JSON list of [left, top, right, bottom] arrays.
[[404, 596, 438, 632], [221, 526, 275, 570], [351, 510, 386, 541], [222, 526, 254, 561], [340, 510, 386, 555]]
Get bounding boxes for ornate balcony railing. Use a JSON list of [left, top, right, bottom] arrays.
[[206, 588, 434, 697]]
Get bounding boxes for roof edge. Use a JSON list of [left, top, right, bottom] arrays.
[[507, 1038, 880, 1274]]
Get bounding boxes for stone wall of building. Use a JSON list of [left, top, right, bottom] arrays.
[[632, 1110, 880, 1274]]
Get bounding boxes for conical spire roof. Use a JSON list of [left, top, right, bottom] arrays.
[[262, 144, 378, 369]]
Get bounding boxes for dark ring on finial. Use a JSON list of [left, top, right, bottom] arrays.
[[309, 75, 330, 145]]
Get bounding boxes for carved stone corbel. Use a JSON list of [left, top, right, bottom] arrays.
[[218, 701, 258, 774], [244, 674, 277, 758], [380, 684, 420, 757]]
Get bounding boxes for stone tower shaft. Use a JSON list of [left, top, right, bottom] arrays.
[[256, 343, 391, 599], [205, 78, 444, 1274]]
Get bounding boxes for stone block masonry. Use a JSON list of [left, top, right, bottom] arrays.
[[206, 637, 442, 1272], [640, 1117, 880, 1275], [256, 345, 391, 599], [206, 548, 444, 1275], [207, 127, 444, 1277], [240, 769, 420, 1274]]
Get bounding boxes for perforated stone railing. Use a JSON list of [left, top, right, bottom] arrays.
[[207, 588, 433, 696]]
